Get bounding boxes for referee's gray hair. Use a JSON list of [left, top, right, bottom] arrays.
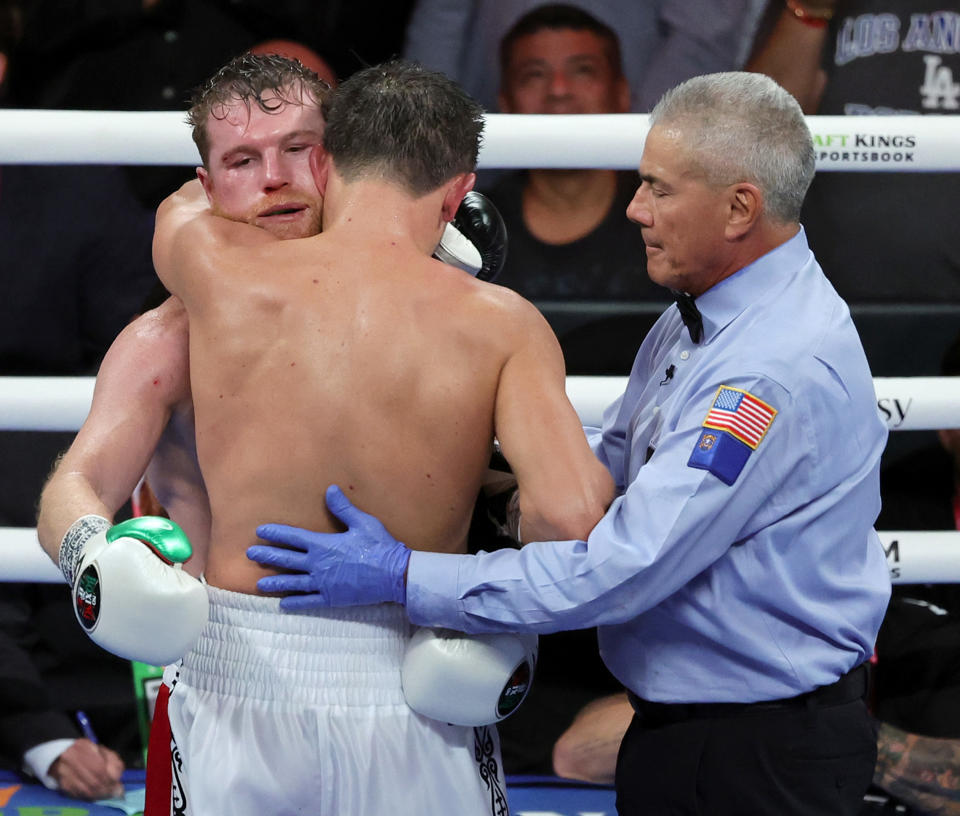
[[649, 72, 815, 224]]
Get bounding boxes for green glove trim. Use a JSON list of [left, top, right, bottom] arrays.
[[107, 516, 193, 564]]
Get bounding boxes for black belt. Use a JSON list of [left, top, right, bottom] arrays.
[[626, 663, 869, 724]]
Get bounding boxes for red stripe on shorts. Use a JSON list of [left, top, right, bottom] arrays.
[[144, 680, 172, 816]]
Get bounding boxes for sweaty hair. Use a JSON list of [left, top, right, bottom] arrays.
[[499, 3, 623, 80], [649, 72, 815, 224], [186, 53, 332, 166], [323, 59, 484, 198]]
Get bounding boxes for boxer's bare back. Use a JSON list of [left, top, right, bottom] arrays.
[[155, 168, 613, 595]]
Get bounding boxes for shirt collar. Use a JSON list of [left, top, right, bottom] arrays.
[[695, 226, 811, 343]]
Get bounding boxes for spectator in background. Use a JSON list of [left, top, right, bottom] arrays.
[[404, 0, 767, 114], [0, 587, 137, 800], [484, 4, 664, 303], [249, 38, 337, 86], [747, 0, 960, 303], [550, 689, 632, 783], [865, 328, 960, 814], [0, 1, 143, 798]]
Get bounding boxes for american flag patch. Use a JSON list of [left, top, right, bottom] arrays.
[[702, 386, 777, 449]]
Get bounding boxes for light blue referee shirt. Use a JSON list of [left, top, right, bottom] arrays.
[[408, 227, 892, 703]]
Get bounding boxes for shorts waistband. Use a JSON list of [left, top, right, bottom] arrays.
[[626, 663, 869, 724], [178, 586, 412, 706]]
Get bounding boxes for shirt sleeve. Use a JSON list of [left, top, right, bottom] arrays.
[[23, 739, 76, 790], [587, 387, 630, 490], [407, 374, 803, 632]]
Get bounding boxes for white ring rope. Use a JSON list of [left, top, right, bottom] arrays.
[[2, 375, 958, 582], [569, 376, 960, 432], [3, 375, 957, 433], [3, 527, 957, 588], [1, 528, 63, 583], [1, 111, 957, 172], [1, 377, 95, 433]]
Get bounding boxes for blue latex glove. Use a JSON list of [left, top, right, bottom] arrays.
[[248, 484, 411, 611]]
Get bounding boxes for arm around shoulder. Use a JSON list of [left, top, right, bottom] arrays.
[[153, 179, 281, 308], [152, 179, 210, 299]]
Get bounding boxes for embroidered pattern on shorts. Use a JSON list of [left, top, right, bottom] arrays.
[[474, 726, 508, 816], [171, 731, 187, 816]]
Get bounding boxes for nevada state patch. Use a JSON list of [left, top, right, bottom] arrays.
[[687, 387, 777, 485]]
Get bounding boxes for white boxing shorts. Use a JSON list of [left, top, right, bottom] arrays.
[[162, 586, 509, 816]]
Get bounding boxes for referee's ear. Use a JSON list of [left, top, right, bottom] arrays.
[[724, 182, 763, 241]]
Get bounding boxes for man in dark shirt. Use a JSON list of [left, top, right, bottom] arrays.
[[484, 5, 664, 305]]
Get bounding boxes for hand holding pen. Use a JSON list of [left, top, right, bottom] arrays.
[[45, 711, 125, 800]]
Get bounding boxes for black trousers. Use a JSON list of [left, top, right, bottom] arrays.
[[615, 666, 877, 815]]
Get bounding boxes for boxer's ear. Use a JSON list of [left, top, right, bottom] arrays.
[[196, 166, 214, 205], [441, 172, 476, 222]]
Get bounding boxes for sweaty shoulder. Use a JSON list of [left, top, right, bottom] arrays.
[[453, 276, 559, 352], [98, 296, 190, 406]]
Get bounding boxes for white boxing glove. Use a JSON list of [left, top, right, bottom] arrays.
[[59, 515, 208, 666], [436, 222, 482, 276], [401, 627, 538, 726]]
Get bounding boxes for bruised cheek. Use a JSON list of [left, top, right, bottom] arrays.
[[212, 178, 261, 222], [292, 164, 320, 196]]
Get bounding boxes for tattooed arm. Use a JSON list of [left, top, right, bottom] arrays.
[[874, 721, 960, 815]]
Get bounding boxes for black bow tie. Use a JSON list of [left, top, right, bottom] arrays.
[[672, 291, 703, 344]]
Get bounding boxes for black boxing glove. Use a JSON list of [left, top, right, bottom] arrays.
[[434, 191, 508, 283]]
